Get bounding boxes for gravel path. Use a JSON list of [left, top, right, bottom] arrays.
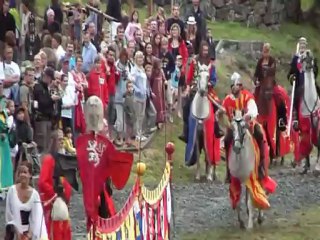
[[1, 166, 320, 239]]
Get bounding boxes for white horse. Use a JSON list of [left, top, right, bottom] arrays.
[[299, 50, 320, 174], [189, 63, 215, 181], [229, 110, 265, 229]]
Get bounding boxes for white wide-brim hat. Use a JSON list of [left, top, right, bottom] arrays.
[[187, 16, 197, 25]]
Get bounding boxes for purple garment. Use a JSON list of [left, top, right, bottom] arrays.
[[9, 0, 15, 8]]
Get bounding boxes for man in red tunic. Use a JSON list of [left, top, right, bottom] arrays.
[[220, 72, 267, 183], [38, 130, 74, 240]]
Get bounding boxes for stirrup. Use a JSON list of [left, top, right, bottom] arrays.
[[278, 118, 286, 131], [292, 120, 299, 130]]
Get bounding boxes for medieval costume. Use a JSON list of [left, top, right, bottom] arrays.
[[254, 47, 288, 128], [221, 72, 272, 209], [0, 94, 13, 192], [38, 130, 77, 240], [287, 37, 319, 123], [181, 41, 220, 143], [183, 42, 221, 166], [76, 96, 133, 232], [287, 38, 319, 164], [6, 185, 48, 240]]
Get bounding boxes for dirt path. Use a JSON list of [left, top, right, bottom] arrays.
[[1, 165, 319, 239]]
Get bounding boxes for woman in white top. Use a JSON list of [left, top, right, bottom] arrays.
[[125, 10, 142, 42], [61, 74, 77, 132], [5, 162, 48, 240]]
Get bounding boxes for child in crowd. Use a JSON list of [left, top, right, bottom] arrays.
[[123, 80, 136, 147], [14, 107, 33, 176], [63, 127, 76, 155], [144, 63, 157, 132], [171, 55, 184, 117]]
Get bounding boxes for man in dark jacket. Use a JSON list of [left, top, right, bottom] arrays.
[[33, 67, 55, 153], [185, 0, 207, 41], [166, 4, 186, 40], [0, 0, 15, 56]]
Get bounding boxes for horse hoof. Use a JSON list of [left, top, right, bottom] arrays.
[[291, 161, 297, 168], [299, 168, 309, 175], [280, 158, 285, 166], [239, 221, 245, 229], [257, 216, 265, 225], [194, 177, 201, 182], [313, 169, 320, 177], [206, 177, 213, 183]]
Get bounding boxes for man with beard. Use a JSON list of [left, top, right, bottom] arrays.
[[179, 41, 220, 142]]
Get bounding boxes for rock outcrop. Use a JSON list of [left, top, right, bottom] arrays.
[[181, 0, 303, 29]]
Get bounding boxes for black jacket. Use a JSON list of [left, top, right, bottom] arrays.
[[0, 12, 16, 42], [15, 120, 33, 146], [33, 81, 54, 120]]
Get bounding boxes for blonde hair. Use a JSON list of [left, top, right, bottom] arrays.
[[170, 23, 181, 35], [263, 42, 271, 50], [134, 51, 144, 61]]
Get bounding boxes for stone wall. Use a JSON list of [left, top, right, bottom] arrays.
[[207, 0, 285, 29]]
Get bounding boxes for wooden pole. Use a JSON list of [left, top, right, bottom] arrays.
[[128, 0, 134, 14], [148, 0, 153, 17]]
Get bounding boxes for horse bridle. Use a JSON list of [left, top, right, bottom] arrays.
[[233, 118, 246, 148]]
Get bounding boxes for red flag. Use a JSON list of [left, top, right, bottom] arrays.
[[76, 133, 133, 223]]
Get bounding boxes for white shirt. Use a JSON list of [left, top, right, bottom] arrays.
[[6, 185, 48, 239], [61, 85, 77, 118], [246, 98, 258, 119], [55, 45, 66, 61], [21, 11, 31, 44], [0, 61, 21, 98]]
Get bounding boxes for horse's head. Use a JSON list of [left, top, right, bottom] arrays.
[[301, 50, 314, 72], [231, 110, 248, 154], [197, 62, 210, 97], [261, 66, 275, 101]]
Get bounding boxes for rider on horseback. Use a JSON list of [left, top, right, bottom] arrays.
[[254, 43, 287, 132], [288, 37, 319, 128], [179, 40, 220, 142], [220, 72, 266, 183]]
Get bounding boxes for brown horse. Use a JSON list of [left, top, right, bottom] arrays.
[[255, 68, 288, 165]]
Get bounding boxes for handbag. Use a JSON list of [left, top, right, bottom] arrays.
[[51, 197, 69, 221]]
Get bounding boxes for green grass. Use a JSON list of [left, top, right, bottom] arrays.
[[131, 117, 226, 186], [181, 207, 320, 240], [301, 0, 315, 11]]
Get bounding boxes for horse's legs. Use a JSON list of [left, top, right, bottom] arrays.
[[205, 160, 213, 182], [246, 188, 254, 229], [314, 146, 320, 175], [195, 141, 201, 181], [300, 155, 311, 175], [236, 201, 245, 229], [257, 210, 265, 225], [280, 156, 285, 166]]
